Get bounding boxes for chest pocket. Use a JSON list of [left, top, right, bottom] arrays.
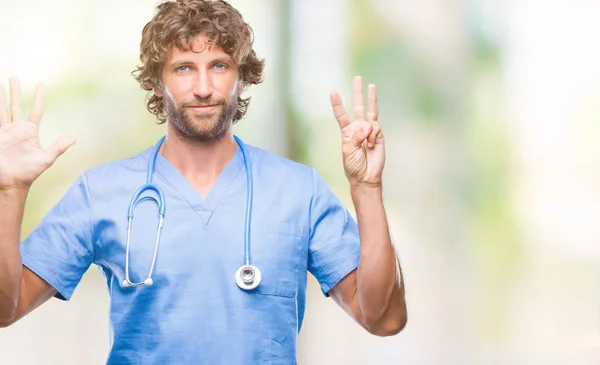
[[251, 222, 304, 298]]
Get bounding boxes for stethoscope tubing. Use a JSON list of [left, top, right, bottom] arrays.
[[121, 135, 258, 290]]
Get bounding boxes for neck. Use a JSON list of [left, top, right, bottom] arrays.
[[158, 126, 238, 197]]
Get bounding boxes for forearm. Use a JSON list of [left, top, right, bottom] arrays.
[[352, 183, 406, 333], [0, 188, 28, 322]]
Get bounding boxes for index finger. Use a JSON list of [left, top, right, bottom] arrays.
[[28, 83, 46, 125], [0, 84, 7, 126]]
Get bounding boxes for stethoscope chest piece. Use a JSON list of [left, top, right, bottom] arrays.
[[235, 265, 261, 291]]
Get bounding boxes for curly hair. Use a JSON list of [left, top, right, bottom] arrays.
[[132, 0, 265, 124]]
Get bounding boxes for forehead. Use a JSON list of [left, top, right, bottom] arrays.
[[165, 34, 233, 64]]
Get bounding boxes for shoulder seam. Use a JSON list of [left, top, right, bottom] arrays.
[[308, 167, 317, 242], [81, 172, 97, 261]]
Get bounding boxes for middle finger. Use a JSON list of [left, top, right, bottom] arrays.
[[9, 77, 22, 122], [353, 76, 365, 121]]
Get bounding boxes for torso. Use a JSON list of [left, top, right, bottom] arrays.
[[87, 143, 312, 364]]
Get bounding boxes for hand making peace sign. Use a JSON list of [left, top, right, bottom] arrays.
[[330, 76, 385, 188]]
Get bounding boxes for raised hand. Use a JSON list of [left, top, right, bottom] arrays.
[[330, 76, 385, 187], [0, 77, 76, 191]]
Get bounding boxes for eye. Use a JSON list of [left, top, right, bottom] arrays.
[[213, 63, 227, 71], [176, 66, 190, 73]]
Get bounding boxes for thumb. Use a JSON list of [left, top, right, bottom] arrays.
[[46, 136, 77, 163], [349, 123, 372, 147]]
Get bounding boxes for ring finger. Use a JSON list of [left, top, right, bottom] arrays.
[[0, 83, 7, 126]]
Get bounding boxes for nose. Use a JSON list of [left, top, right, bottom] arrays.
[[192, 71, 213, 99]]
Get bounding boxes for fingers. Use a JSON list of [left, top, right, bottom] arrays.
[[366, 84, 380, 147], [28, 83, 46, 125], [367, 121, 382, 148], [366, 83, 378, 122], [330, 90, 351, 129], [46, 136, 77, 165], [349, 122, 372, 147], [0, 83, 6, 126], [336, 77, 382, 147], [353, 76, 364, 120], [9, 77, 22, 123]]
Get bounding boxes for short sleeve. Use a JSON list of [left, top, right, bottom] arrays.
[[307, 169, 360, 297], [20, 174, 96, 301]]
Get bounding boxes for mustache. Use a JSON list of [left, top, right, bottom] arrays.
[[181, 98, 226, 107]]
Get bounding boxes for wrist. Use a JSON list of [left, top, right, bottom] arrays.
[[0, 186, 30, 202], [350, 180, 382, 191], [350, 181, 383, 199]]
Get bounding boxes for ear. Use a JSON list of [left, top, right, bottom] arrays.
[[154, 76, 165, 97]]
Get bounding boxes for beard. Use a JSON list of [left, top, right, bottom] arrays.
[[163, 85, 239, 142]]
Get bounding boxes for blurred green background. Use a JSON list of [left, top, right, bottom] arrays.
[[1, 0, 600, 364]]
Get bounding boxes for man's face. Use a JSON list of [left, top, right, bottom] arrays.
[[156, 34, 241, 141]]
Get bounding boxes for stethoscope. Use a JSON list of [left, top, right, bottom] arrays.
[[121, 135, 261, 291]]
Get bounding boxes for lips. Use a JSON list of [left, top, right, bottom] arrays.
[[186, 104, 218, 111]]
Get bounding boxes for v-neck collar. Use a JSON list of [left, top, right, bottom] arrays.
[[145, 144, 245, 226]]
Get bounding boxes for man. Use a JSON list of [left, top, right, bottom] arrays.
[[0, 0, 406, 363]]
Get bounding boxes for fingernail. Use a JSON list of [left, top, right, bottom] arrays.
[[363, 126, 370, 133]]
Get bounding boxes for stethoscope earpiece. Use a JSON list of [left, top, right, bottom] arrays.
[[235, 265, 261, 290]]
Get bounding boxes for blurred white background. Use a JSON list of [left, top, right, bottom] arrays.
[[1, 0, 600, 364]]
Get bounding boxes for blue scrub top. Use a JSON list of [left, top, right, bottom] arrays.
[[20, 140, 360, 364]]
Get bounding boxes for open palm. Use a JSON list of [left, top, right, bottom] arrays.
[[0, 77, 76, 190]]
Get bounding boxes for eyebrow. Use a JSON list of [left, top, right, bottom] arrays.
[[168, 57, 235, 69], [210, 57, 235, 66], [168, 60, 195, 69]]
